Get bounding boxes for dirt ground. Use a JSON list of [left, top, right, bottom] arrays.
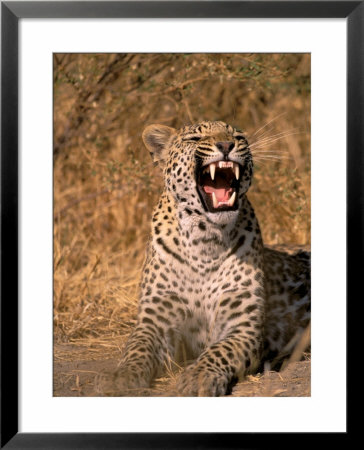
[[54, 343, 310, 397]]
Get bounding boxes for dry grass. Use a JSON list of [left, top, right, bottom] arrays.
[[54, 53, 310, 364]]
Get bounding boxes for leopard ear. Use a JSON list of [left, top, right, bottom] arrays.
[[142, 124, 176, 168]]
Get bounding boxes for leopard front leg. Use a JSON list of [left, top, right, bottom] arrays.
[[95, 321, 169, 396], [176, 334, 261, 396], [176, 291, 265, 396]]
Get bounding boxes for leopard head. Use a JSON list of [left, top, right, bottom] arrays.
[[143, 121, 253, 223]]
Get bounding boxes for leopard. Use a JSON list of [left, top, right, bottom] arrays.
[[96, 120, 310, 396]]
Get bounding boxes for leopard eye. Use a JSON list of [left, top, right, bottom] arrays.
[[183, 135, 202, 142]]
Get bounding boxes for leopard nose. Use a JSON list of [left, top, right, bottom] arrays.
[[216, 141, 235, 157]]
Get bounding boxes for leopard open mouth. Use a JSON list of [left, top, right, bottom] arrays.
[[196, 161, 241, 213]]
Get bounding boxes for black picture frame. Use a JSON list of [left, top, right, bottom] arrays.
[[1, 1, 360, 448]]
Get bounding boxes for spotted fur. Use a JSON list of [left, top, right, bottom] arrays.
[[96, 121, 310, 396]]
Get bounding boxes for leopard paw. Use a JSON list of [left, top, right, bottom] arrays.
[[176, 365, 231, 397]]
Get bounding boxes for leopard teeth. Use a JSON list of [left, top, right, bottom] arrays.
[[218, 161, 233, 169], [212, 191, 218, 208], [228, 191, 236, 206], [209, 163, 216, 181], [234, 163, 239, 180]]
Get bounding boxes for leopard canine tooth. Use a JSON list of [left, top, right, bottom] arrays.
[[212, 191, 218, 208], [209, 163, 216, 181], [228, 191, 236, 206], [234, 163, 240, 180]]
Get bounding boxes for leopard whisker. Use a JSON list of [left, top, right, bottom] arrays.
[[250, 129, 301, 146], [251, 112, 288, 137], [253, 153, 293, 159], [250, 125, 276, 141], [252, 154, 294, 163], [250, 131, 302, 149], [252, 154, 292, 161], [251, 149, 291, 154]]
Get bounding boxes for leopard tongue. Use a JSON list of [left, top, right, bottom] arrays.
[[203, 185, 233, 202]]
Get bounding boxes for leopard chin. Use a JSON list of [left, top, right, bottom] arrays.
[[206, 208, 240, 225]]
